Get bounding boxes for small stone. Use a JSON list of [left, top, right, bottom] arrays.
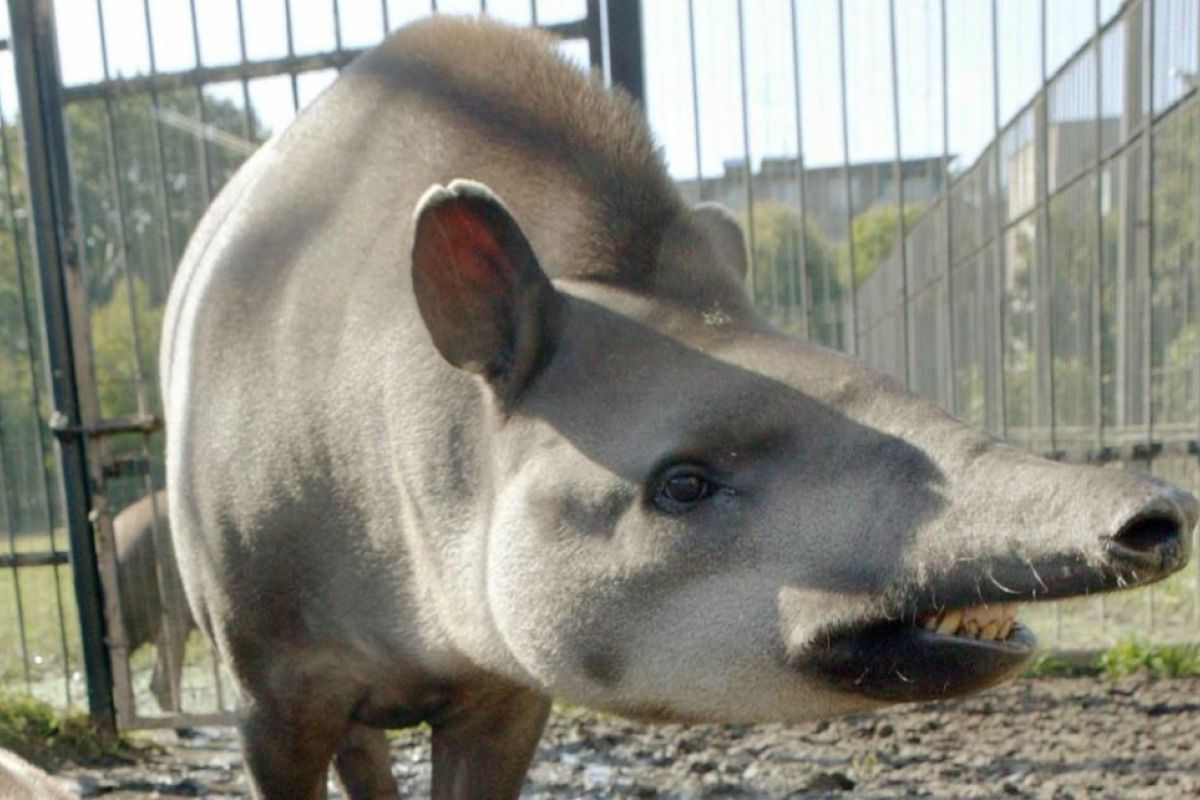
[[582, 763, 611, 788], [805, 771, 856, 792], [166, 777, 204, 796]]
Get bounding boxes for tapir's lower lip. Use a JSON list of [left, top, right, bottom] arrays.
[[801, 618, 1036, 703]]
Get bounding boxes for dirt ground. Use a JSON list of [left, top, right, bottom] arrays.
[[56, 676, 1200, 799]]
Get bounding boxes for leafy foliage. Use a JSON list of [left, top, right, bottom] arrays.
[[842, 202, 924, 287], [0, 692, 128, 768], [0, 92, 265, 532], [1098, 640, 1200, 679], [742, 201, 838, 338]]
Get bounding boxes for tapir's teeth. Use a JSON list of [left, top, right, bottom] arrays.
[[915, 602, 1020, 641], [936, 609, 962, 634]]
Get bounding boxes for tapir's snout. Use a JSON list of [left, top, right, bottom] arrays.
[[1105, 487, 1196, 577], [939, 466, 1198, 604], [791, 445, 1197, 707]]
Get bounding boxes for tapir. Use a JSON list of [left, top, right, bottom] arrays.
[[0, 749, 75, 800], [113, 490, 194, 712], [161, 15, 1198, 799]]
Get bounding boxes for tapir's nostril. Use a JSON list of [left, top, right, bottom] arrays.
[[1107, 514, 1187, 575]]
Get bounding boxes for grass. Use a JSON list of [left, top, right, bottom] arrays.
[[1097, 639, 1200, 678], [1022, 639, 1200, 678], [0, 691, 132, 769], [0, 545, 83, 707], [1021, 652, 1086, 678], [1, 531, 229, 717]]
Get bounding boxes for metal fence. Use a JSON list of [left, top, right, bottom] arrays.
[[0, 0, 1197, 731]]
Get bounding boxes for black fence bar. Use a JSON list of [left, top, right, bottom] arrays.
[[836, 0, 857, 355], [939, 0, 955, 417], [139, 0, 182, 277], [685, 0, 703, 196], [0, 550, 71, 569], [887, 0, 910, 389], [734, 0, 756, 300], [787, 0, 811, 340], [605, 0, 644, 104], [988, 0, 1006, 440], [0, 39, 75, 702], [6, 0, 114, 730], [61, 16, 596, 107], [0, 433, 34, 688], [62, 50, 358, 105]]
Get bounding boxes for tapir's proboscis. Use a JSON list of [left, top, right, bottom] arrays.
[[161, 17, 1199, 799]]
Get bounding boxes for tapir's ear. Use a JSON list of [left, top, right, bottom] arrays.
[[691, 202, 748, 282], [411, 179, 562, 402]]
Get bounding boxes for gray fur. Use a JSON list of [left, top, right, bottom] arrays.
[[113, 490, 194, 713], [0, 749, 75, 799], [161, 16, 1197, 800]]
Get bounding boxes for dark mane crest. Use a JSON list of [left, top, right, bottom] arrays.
[[359, 15, 684, 281]]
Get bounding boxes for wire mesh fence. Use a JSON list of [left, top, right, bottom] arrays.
[[0, 0, 1197, 731], [0, 5, 83, 711]]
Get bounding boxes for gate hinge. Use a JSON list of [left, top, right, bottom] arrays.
[[49, 411, 163, 439]]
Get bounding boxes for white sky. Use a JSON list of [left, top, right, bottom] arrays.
[[0, 0, 1169, 181]]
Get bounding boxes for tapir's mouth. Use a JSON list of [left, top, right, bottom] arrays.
[[800, 508, 1194, 704], [802, 602, 1035, 704]]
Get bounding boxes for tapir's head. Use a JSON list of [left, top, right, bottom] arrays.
[[410, 179, 1197, 724]]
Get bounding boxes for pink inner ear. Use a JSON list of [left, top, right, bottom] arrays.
[[413, 199, 524, 372], [424, 202, 517, 302]]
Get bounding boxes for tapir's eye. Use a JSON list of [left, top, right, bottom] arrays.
[[653, 466, 719, 514]]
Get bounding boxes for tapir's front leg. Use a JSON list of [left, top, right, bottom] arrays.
[[430, 684, 551, 800], [332, 725, 400, 799], [239, 700, 339, 800]]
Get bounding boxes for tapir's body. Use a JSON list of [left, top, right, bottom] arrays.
[[0, 749, 75, 800], [113, 490, 193, 712], [162, 17, 1197, 800]]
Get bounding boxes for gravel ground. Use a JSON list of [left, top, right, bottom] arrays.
[[57, 676, 1200, 799]]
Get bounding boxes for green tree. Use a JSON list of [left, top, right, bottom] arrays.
[[741, 201, 840, 342], [66, 92, 266, 310], [1148, 103, 1200, 427], [0, 90, 266, 531], [842, 202, 924, 288], [64, 92, 266, 425], [0, 121, 61, 534]]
